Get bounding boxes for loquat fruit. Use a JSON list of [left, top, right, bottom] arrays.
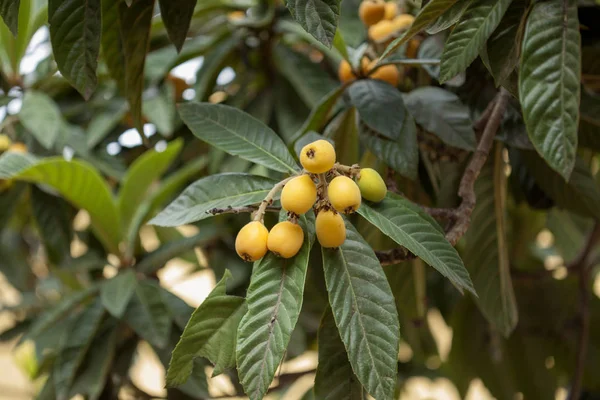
[[392, 14, 415, 31], [316, 210, 346, 248], [300, 140, 336, 174], [267, 221, 304, 258], [281, 174, 317, 215], [0, 134, 11, 152], [227, 10, 246, 22], [357, 168, 387, 202], [406, 38, 421, 59], [235, 221, 269, 262], [8, 142, 27, 154], [384, 2, 398, 20], [328, 176, 362, 214], [368, 19, 396, 43], [368, 60, 399, 86], [359, 0, 386, 26], [338, 60, 355, 83]]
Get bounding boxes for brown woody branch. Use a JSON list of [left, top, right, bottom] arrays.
[[207, 205, 281, 216], [569, 222, 600, 400], [376, 88, 511, 265]]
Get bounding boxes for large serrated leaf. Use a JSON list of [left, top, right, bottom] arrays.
[[425, 0, 470, 34], [178, 102, 298, 173], [404, 87, 476, 150], [322, 221, 399, 400], [518, 0, 580, 180], [287, 0, 340, 48], [360, 112, 419, 180], [19, 91, 64, 149], [100, 270, 137, 318], [118, 139, 182, 231], [464, 147, 517, 337], [358, 194, 475, 294], [379, 0, 458, 61], [314, 307, 364, 400], [0, 0, 20, 35], [101, 0, 126, 93], [519, 150, 600, 220], [167, 271, 246, 386], [158, 0, 197, 52], [348, 79, 406, 140], [439, 0, 512, 83], [293, 85, 346, 142], [123, 280, 171, 348], [54, 299, 105, 400], [120, 0, 154, 134], [48, 0, 101, 99], [236, 216, 312, 400], [0, 153, 121, 253], [484, 0, 527, 88], [150, 173, 278, 227]]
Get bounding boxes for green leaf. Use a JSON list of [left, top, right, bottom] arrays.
[[151, 173, 277, 227], [158, 0, 196, 52], [425, 0, 470, 34], [358, 194, 475, 294], [136, 228, 218, 274], [361, 111, 419, 180], [101, 0, 126, 93], [69, 326, 117, 400], [293, 85, 346, 142], [326, 108, 358, 166], [31, 185, 74, 265], [142, 83, 177, 137], [118, 139, 182, 232], [274, 44, 338, 107], [520, 150, 600, 220], [236, 216, 313, 400], [124, 280, 171, 348], [314, 307, 364, 400], [21, 286, 98, 344], [194, 34, 239, 101], [483, 0, 527, 88], [167, 271, 246, 386], [0, 0, 20, 35], [417, 35, 444, 79], [120, 0, 154, 134], [86, 101, 128, 149], [158, 287, 194, 330], [404, 87, 476, 150], [348, 79, 406, 140], [100, 270, 137, 318], [54, 299, 105, 400], [439, 0, 512, 83], [178, 102, 298, 173], [48, 0, 101, 99], [0, 153, 121, 253], [464, 147, 517, 337], [321, 221, 399, 400], [19, 91, 64, 149], [287, 0, 340, 48], [379, 0, 458, 61], [518, 0, 580, 180]]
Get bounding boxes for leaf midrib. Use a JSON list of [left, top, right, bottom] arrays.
[[195, 112, 297, 174], [338, 248, 386, 397]]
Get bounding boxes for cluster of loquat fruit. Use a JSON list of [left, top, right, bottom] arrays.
[[235, 140, 388, 262], [338, 0, 416, 87]]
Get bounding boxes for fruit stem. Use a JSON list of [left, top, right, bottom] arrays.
[[333, 163, 361, 178], [253, 176, 295, 222]]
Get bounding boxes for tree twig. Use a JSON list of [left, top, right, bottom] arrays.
[[375, 88, 511, 265], [569, 222, 600, 400], [207, 205, 281, 216]]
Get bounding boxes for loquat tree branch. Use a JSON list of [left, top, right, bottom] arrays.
[[376, 88, 511, 265], [206, 205, 281, 216]]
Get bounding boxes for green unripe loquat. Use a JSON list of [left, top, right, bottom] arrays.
[[357, 168, 387, 202]]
